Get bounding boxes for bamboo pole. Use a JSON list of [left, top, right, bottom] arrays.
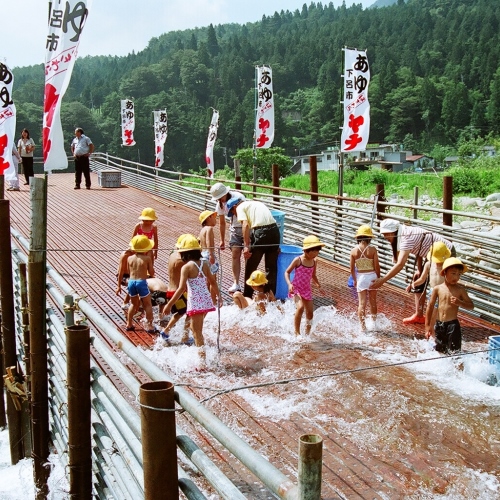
[[67, 324, 92, 499], [298, 434, 323, 499], [443, 176, 453, 228], [28, 177, 50, 497], [0, 199, 23, 462], [19, 263, 32, 458]]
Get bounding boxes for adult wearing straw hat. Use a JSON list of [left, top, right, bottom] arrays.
[[210, 182, 246, 292], [371, 218, 455, 325]]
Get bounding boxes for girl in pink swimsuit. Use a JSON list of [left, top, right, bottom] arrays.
[[162, 234, 219, 367], [285, 235, 325, 335], [132, 207, 159, 261]]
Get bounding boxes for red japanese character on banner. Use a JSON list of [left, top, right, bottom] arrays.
[[348, 114, 364, 133], [344, 134, 363, 151], [43, 83, 60, 161], [0, 134, 8, 174]]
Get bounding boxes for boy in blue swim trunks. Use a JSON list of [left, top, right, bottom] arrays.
[[125, 235, 155, 333]]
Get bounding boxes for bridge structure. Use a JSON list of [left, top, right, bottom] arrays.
[[2, 154, 500, 498]]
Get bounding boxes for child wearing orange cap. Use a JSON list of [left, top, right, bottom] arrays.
[[285, 235, 324, 335], [425, 257, 474, 353], [350, 225, 380, 331], [132, 207, 159, 261]]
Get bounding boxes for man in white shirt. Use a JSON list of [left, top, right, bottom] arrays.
[[227, 198, 280, 298], [71, 127, 94, 190]]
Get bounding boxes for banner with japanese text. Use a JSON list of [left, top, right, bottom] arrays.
[[341, 48, 370, 153], [205, 109, 219, 177], [255, 65, 274, 149], [121, 99, 136, 146], [44, 0, 92, 171], [153, 109, 168, 168], [0, 63, 17, 179]]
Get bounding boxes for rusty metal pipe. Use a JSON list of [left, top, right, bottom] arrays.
[[298, 434, 323, 500], [140, 381, 178, 500], [66, 324, 92, 499]]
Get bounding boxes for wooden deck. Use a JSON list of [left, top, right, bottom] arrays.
[[5, 172, 500, 499]]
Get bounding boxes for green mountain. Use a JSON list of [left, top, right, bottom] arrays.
[[12, 0, 500, 171]]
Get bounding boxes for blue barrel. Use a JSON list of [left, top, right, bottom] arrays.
[[275, 244, 303, 300], [270, 209, 285, 245], [489, 335, 500, 372]]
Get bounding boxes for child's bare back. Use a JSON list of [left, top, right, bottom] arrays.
[[128, 253, 154, 280]]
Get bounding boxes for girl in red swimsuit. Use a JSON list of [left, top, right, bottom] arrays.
[[132, 207, 159, 261]]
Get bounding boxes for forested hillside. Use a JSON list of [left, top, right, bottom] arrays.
[[12, 0, 500, 171]]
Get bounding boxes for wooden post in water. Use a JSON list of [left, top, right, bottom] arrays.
[[443, 176, 453, 228], [140, 381, 178, 500], [309, 156, 319, 231], [28, 177, 50, 497], [0, 199, 23, 461], [66, 324, 92, 499], [298, 434, 323, 499], [272, 163, 280, 205]]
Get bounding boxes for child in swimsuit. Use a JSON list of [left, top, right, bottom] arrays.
[[233, 270, 276, 315], [349, 225, 380, 331], [162, 234, 220, 367], [285, 235, 324, 335], [132, 207, 159, 261], [425, 258, 474, 353]]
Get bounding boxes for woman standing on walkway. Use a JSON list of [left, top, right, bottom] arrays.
[[17, 128, 35, 185]]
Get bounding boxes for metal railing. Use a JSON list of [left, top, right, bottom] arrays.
[[91, 152, 500, 326], [10, 221, 320, 498]]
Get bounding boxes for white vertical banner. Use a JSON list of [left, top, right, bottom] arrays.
[[341, 48, 370, 153], [255, 65, 274, 149], [205, 109, 219, 177], [0, 63, 17, 179], [121, 99, 136, 146], [153, 109, 168, 169], [44, 0, 92, 171]]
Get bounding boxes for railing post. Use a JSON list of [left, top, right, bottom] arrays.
[[309, 157, 319, 231], [272, 163, 280, 205], [443, 176, 453, 228], [234, 159, 241, 192], [140, 381, 178, 500], [28, 177, 50, 497], [66, 324, 92, 499], [0, 199, 23, 458], [413, 186, 419, 220], [376, 183, 386, 219], [298, 434, 323, 499]]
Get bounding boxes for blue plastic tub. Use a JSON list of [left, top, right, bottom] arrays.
[[488, 335, 500, 372], [270, 209, 285, 246], [275, 244, 303, 300]]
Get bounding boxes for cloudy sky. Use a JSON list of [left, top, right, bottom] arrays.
[[2, 0, 374, 69]]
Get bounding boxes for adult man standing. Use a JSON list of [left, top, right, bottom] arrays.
[[71, 127, 94, 190], [370, 218, 454, 324], [210, 182, 246, 292], [227, 197, 280, 298]]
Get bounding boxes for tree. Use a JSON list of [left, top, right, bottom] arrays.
[[233, 147, 292, 182]]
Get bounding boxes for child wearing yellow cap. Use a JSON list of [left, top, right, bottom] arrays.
[[425, 257, 474, 353], [132, 207, 159, 261], [285, 235, 324, 335], [233, 270, 276, 315], [350, 225, 380, 331]]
